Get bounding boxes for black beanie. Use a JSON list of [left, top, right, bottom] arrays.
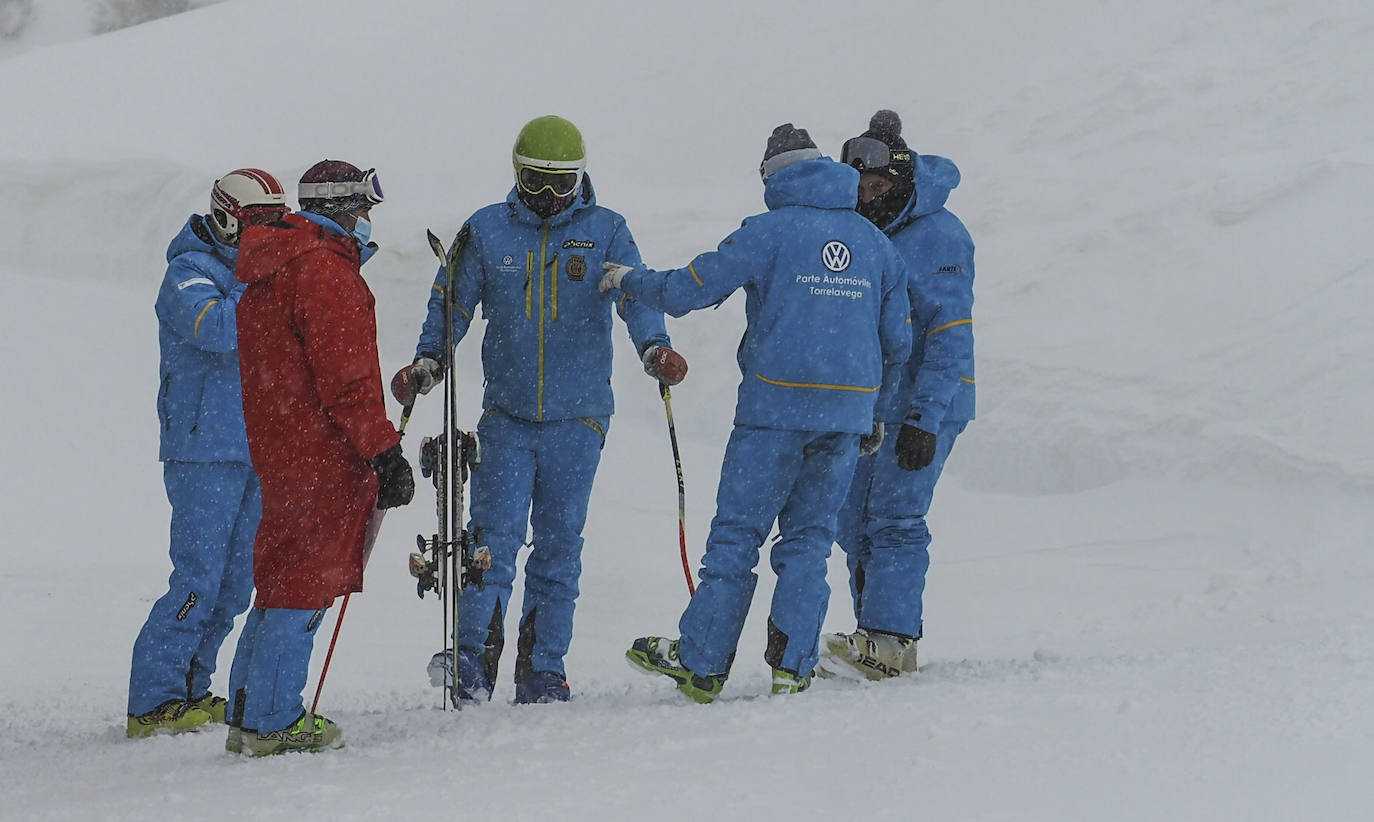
[[845, 110, 917, 229], [856, 109, 914, 186], [759, 123, 822, 181]]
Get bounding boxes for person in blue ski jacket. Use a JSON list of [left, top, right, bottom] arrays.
[[391, 115, 687, 704], [818, 110, 976, 681], [615, 124, 912, 702], [127, 169, 288, 738]]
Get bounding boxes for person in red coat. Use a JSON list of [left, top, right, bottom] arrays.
[[225, 160, 414, 756]]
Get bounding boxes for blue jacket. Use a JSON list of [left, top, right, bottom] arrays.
[[620, 158, 912, 435], [885, 154, 976, 430], [154, 215, 250, 463], [415, 176, 670, 422]]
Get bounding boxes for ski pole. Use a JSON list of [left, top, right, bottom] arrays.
[[660, 383, 695, 596], [310, 591, 351, 713], [311, 401, 408, 714]]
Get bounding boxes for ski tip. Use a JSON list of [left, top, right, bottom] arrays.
[[426, 229, 445, 258]]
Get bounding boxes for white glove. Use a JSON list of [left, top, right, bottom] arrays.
[[859, 420, 885, 456], [412, 357, 442, 395], [599, 261, 635, 293]]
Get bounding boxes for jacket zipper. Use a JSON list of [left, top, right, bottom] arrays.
[[537, 222, 548, 420]]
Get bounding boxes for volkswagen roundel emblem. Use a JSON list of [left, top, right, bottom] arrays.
[[822, 240, 851, 272]]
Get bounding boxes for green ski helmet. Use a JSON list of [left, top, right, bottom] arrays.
[[512, 115, 587, 208]]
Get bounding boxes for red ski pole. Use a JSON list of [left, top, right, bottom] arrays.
[[310, 591, 351, 713]]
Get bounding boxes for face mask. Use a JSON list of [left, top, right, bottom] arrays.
[[519, 188, 575, 220], [351, 215, 372, 246]]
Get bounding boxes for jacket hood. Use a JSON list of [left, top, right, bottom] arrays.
[[235, 212, 357, 284], [763, 157, 858, 212], [298, 210, 379, 265], [506, 173, 599, 227], [167, 214, 237, 264], [888, 154, 961, 232]]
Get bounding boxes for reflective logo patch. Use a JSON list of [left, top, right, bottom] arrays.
[[563, 239, 595, 249], [822, 241, 851, 273], [567, 255, 587, 281], [176, 277, 214, 290]]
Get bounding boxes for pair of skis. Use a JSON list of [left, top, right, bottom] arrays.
[[408, 228, 490, 710]]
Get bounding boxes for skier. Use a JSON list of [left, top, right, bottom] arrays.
[[818, 110, 976, 680], [227, 160, 414, 755], [609, 124, 912, 702], [391, 115, 686, 704], [127, 169, 288, 738]]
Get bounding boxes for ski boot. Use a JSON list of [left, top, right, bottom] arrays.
[[515, 670, 572, 704], [770, 667, 812, 695], [237, 711, 344, 757], [816, 628, 917, 681], [126, 699, 214, 739], [626, 636, 724, 704], [428, 649, 493, 704], [189, 692, 228, 724]]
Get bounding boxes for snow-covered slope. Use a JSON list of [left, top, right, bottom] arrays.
[[1, 1, 1371, 820]]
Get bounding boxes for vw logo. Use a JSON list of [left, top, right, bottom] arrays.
[[503, 255, 514, 266], [822, 241, 851, 272]]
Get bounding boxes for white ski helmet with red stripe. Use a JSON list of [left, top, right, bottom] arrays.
[[209, 168, 288, 246]]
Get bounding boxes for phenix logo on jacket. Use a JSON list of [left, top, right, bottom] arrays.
[[414, 175, 670, 422], [617, 157, 912, 435]]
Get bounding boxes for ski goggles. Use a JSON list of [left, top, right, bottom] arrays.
[[839, 136, 897, 173], [516, 164, 584, 198], [297, 168, 385, 205]]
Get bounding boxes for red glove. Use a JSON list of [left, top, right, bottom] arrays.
[[642, 345, 688, 386], [390, 357, 442, 405]]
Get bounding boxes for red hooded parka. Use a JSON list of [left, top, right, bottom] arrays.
[[235, 213, 400, 610]]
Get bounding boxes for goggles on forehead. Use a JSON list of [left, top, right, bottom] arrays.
[[516, 164, 584, 198], [839, 136, 894, 173], [297, 168, 385, 205]]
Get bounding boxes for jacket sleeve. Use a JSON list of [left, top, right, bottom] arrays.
[[619, 218, 769, 318], [905, 226, 975, 431], [155, 255, 239, 353], [295, 250, 400, 460], [414, 223, 482, 364], [605, 218, 670, 354], [874, 245, 913, 419]]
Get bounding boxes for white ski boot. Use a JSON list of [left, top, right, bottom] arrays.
[[816, 628, 917, 681]]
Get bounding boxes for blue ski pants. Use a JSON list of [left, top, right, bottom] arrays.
[[678, 426, 859, 678], [128, 461, 259, 715], [835, 420, 966, 639], [227, 605, 326, 732], [456, 410, 607, 681]]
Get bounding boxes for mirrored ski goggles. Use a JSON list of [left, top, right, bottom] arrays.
[[297, 168, 385, 205], [839, 136, 894, 173], [516, 165, 584, 198]]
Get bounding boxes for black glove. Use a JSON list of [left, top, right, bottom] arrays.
[[895, 419, 938, 472], [368, 444, 415, 509]]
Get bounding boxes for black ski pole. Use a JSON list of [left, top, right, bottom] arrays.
[[659, 383, 695, 596]]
